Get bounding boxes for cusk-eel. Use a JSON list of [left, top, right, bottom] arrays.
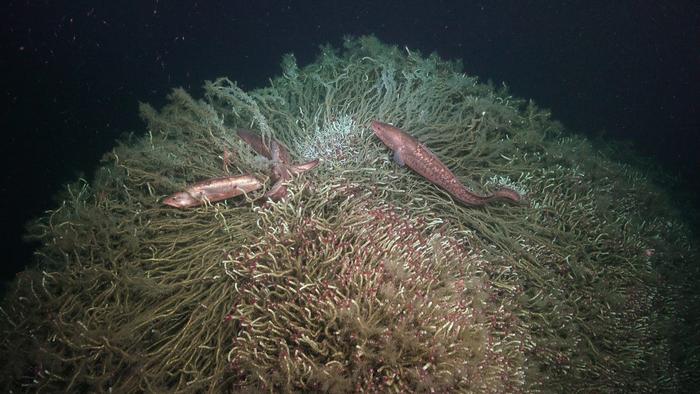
[[371, 120, 522, 206]]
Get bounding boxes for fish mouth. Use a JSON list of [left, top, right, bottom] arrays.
[[370, 120, 383, 133], [370, 120, 396, 138]]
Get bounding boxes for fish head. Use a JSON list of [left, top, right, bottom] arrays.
[[163, 191, 201, 208], [371, 120, 405, 151]]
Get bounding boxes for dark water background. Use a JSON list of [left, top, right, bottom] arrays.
[[1, 1, 698, 284]]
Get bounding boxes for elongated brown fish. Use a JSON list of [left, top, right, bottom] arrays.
[[236, 128, 319, 201], [236, 128, 292, 164], [371, 120, 522, 206], [163, 175, 263, 208], [236, 128, 318, 174]]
